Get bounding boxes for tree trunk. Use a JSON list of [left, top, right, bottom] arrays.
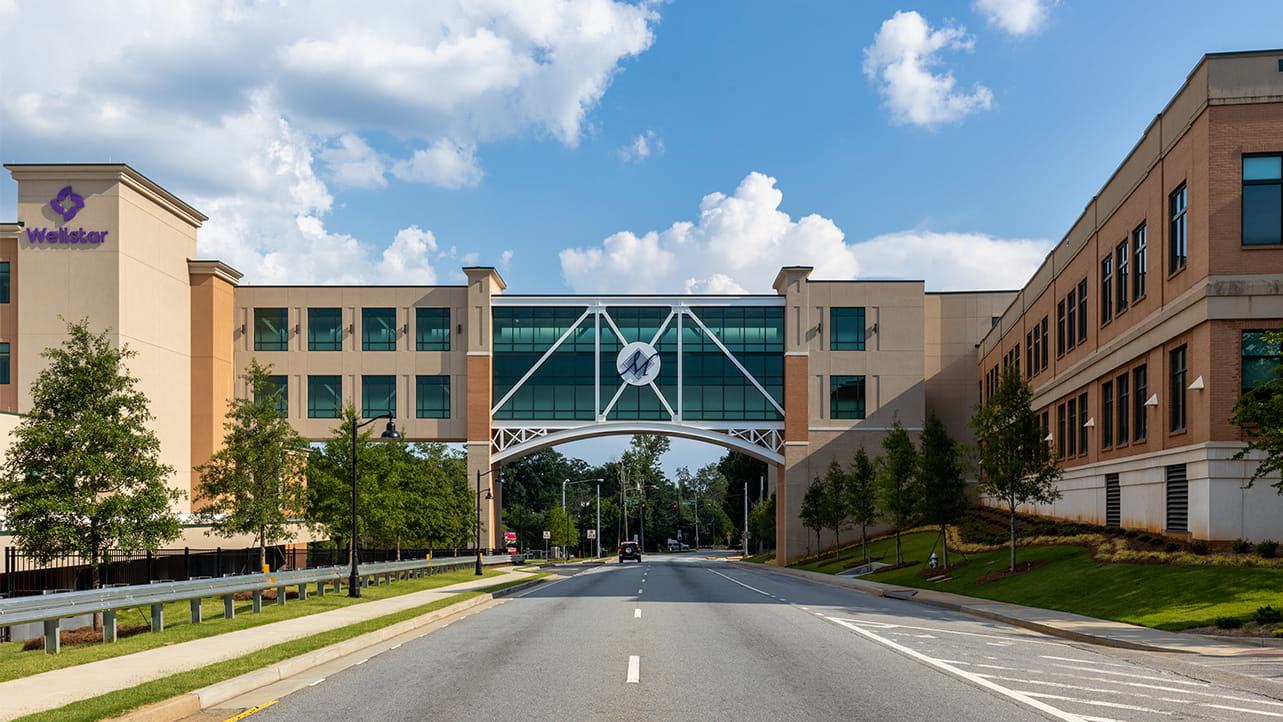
[[1009, 504, 1017, 572], [861, 525, 868, 562], [894, 529, 902, 564], [90, 555, 103, 631], [941, 523, 950, 568], [259, 530, 267, 572]]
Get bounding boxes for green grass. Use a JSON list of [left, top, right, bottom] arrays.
[[789, 531, 1283, 631], [0, 568, 506, 682], [16, 575, 543, 722]]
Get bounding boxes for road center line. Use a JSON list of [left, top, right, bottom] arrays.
[[626, 655, 641, 683], [634, 608, 642, 619], [827, 617, 1086, 722], [706, 569, 773, 596]]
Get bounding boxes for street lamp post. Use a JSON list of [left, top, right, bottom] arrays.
[[562, 478, 603, 559], [475, 468, 500, 575], [349, 413, 400, 599]]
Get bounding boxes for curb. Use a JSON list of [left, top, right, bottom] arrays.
[[112, 576, 547, 722]]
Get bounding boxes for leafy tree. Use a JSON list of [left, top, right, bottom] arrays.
[[1232, 329, 1283, 490], [0, 319, 182, 591], [877, 418, 920, 564], [819, 460, 849, 561], [844, 447, 879, 562], [717, 450, 767, 537], [799, 475, 824, 557], [747, 491, 776, 550], [196, 359, 309, 570], [406, 443, 472, 549], [917, 411, 968, 568], [546, 505, 577, 557], [970, 364, 1062, 571]]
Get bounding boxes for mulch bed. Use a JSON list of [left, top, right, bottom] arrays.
[[22, 624, 150, 651], [915, 560, 970, 578], [974, 560, 1048, 584], [870, 560, 920, 574]]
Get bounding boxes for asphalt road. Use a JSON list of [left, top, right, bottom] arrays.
[[244, 553, 1283, 721]]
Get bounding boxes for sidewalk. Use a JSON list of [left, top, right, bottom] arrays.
[[730, 561, 1283, 657], [0, 569, 539, 721]]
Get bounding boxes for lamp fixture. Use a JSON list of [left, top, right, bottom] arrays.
[[239, 323, 246, 335], [1044, 432, 1054, 442], [1083, 417, 1095, 428], [457, 323, 463, 335], [1144, 394, 1159, 407], [1188, 375, 1205, 391]]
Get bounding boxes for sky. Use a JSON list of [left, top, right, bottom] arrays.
[[3, 0, 1283, 477]]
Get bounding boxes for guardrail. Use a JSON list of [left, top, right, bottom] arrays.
[[0, 553, 523, 654]]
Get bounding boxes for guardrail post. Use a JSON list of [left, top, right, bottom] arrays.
[[150, 602, 164, 632], [252, 589, 262, 613], [190, 598, 203, 624], [333, 578, 341, 594], [298, 583, 308, 601], [316, 581, 325, 597], [103, 610, 117, 642], [43, 618, 60, 654], [223, 594, 235, 619], [277, 584, 287, 606]]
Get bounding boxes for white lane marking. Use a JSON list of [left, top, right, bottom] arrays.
[[308, 678, 326, 687], [1041, 655, 1133, 668], [1020, 691, 1174, 715], [827, 618, 1086, 722], [1202, 703, 1283, 718], [974, 673, 1194, 704], [706, 569, 773, 596], [626, 655, 640, 684], [634, 608, 642, 619], [828, 617, 1065, 645], [969, 660, 1282, 706], [1047, 664, 1210, 687]]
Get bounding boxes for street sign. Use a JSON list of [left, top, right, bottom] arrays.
[[542, 530, 551, 540], [587, 529, 597, 539]]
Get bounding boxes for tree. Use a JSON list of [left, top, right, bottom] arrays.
[[877, 418, 920, 565], [1232, 329, 1283, 490], [546, 505, 577, 557], [917, 411, 968, 568], [747, 491, 776, 551], [799, 475, 824, 557], [0, 319, 182, 591], [819, 460, 849, 561], [196, 359, 310, 570], [844, 447, 879, 562], [970, 364, 1062, 571]]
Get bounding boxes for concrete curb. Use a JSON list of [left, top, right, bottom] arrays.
[[113, 576, 547, 721]]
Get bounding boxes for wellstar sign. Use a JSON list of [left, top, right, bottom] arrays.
[[25, 186, 110, 244]]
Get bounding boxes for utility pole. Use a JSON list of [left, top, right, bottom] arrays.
[[694, 497, 700, 550], [743, 480, 749, 557], [758, 474, 765, 555]]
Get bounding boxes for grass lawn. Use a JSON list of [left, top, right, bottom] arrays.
[[0, 568, 509, 682], [791, 531, 1283, 630]]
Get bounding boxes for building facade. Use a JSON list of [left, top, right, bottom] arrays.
[[978, 50, 1283, 542]]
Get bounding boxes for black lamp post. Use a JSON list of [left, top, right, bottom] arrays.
[[349, 412, 400, 598], [475, 468, 500, 575]]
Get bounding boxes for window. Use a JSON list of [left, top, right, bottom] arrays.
[[1134, 364, 1148, 441], [1039, 317, 1048, 371], [416, 308, 451, 351], [362, 375, 396, 418], [1100, 256, 1113, 324], [1057, 403, 1066, 459], [1166, 464, 1188, 533], [1065, 289, 1077, 352], [830, 375, 866, 419], [1056, 300, 1066, 356], [1132, 223, 1147, 299], [1169, 183, 1188, 271], [1066, 396, 1077, 457], [253, 308, 288, 351], [1169, 345, 1187, 432], [1243, 155, 1283, 245], [362, 308, 397, 351], [255, 375, 288, 416], [0, 342, 9, 384], [307, 375, 342, 419], [1078, 392, 1089, 455], [0, 262, 9, 304], [1115, 241, 1129, 313], [308, 308, 343, 351], [1076, 278, 1088, 343], [1101, 381, 1113, 449], [1116, 372, 1129, 446], [1242, 331, 1283, 395], [1105, 474, 1121, 528], [831, 307, 866, 350], [1025, 331, 1033, 378], [415, 375, 450, 418]]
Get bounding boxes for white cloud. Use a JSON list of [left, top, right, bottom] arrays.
[[618, 130, 664, 163], [378, 226, 440, 284], [560, 172, 1050, 293], [391, 140, 483, 188], [974, 0, 1056, 36], [863, 11, 994, 128], [321, 134, 388, 189]]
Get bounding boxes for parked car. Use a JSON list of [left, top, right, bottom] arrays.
[[619, 541, 642, 562]]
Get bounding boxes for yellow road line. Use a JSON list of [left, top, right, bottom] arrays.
[[221, 699, 279, 722]]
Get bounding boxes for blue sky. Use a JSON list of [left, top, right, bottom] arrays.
[[3, 0, 1283, 475]]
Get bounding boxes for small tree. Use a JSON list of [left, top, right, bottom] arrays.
[[970, 364, 1062, 571], [196, 359, 310, 570], [1232, 329, 1283, 490], [877, 418, 920, 564], [747, 492, 776, 551], [546, 505, 577, 557], [0, 320, 182, 592], [820, 460, 849, 561], [845, 448, 879, 562], [799, 475, 824, 557], [918, 411, 968, 568]]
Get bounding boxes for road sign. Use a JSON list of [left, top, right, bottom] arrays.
[[587, 529, 597, 539], [542, 530, 551, 540]]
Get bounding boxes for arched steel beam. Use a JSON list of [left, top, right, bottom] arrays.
[[490, 422, 784, 466]]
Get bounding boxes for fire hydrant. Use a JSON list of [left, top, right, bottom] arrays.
[[929, 552, 938, 569]]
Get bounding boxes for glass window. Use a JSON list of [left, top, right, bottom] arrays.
[[1057, 403, 1067, 458], [416, 375, 450, 418], [1056, 301, 1065, 356], [362, 375, 396, 418], [0, 342, 9, 384], [830, 375, 865, 419], [1116, 372, 1129, 446], [1100, 256, 1112, 324], [1243, 155, 1283, 246], [1132, 223, 1147, 299], [1101, 381, 1113, 449], [362, 308, 397, 351], [255, 375, 288, 416], [1115, 241, 1129, 312], [307, 375, 342, 419], [1242, 331, 1283, 395], [1076, 278, 1088, 343], [831, 307, 866, 350], [1169, 345, 1187, 432], [0, 261, 9, 304], [308, 308, 342, 351], [1134, 365, 1148, 441], [416, 308, 451, 351], [1065, 290, 1076, 351], [1169, 183, 1187, 272], [253, 308, 288, 351], [1078, 392, 1089, 455], [1067, 395, 1078, 456], [1039, 317, 1048, 370]]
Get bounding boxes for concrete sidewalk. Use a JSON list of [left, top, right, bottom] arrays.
[[1, 569, 539, 722], [730, 561, 1283, 657]]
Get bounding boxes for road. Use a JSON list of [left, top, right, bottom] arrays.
[[237, 552, 1283, 721]]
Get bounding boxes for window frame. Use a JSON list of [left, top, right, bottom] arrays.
[[1100, 255, 1113, 324], [1134, 364, 1148, 441], [829, 375, 866, 419], [830, 307, 867, 351], [307, 375, 342, 419], [361, 374, 397, 419], [1132, 222, 1147, 300], [1169, 182, 1188, 272], [253, 308, 289, 352], [415, 307, 451, 352], [1169, 345, 1187, 432], [415, 375, 451, 418], [308, 307, 343, 351], [1243, 154, 1283, 246], [362, 308, 397, 351], [1242, 330, 1283, 395], [1101, 380, 1113, 449], [1115, 240, 1129, 313]]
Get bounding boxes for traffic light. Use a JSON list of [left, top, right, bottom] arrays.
[[672, 503, 678, 510], [641, 502, 646, 509]]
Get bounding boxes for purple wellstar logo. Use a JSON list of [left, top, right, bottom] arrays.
[[50, 186, 85, 222]]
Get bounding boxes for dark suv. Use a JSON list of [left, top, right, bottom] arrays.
[[619, 541, 642, 563]]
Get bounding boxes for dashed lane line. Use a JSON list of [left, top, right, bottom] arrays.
[[626, 655, 641, 684]]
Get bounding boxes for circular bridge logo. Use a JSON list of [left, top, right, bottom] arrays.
[[616, 342, 661, 386]]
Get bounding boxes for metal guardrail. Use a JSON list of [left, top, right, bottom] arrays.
[[0, 553, 523, 653]]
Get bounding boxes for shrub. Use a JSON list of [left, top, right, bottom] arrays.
[[1215, 616, 1244, 630], [1233, 538, 1253, 554], [1124, 529, 1139, 538], [1138, 534, 1153, 544], [1274, 629, 1283, 639], [1259, 540, 1279, 558], [1255, 606, 1283, 624], [1189, 540, 1209, 555], [1104, 526, 1124, 536], [1165, 541, 1181, 553]]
